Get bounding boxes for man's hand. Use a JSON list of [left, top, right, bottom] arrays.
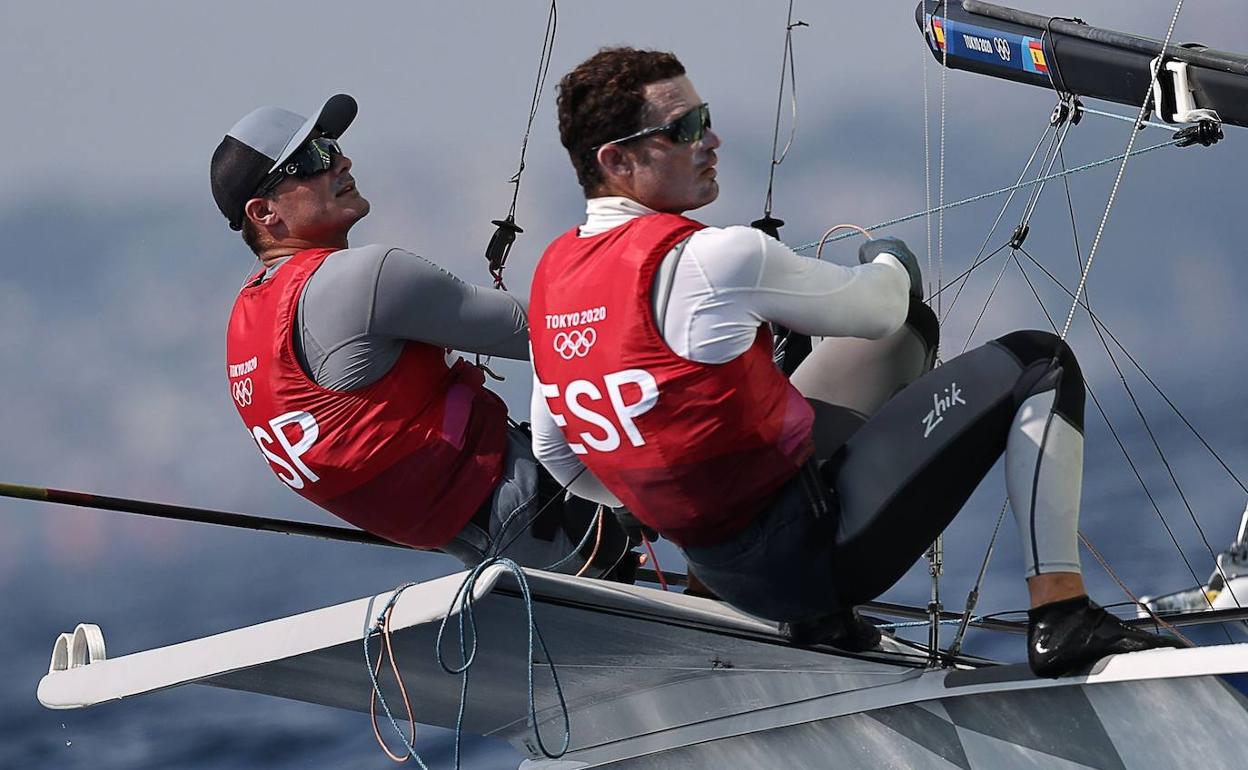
[[858, 237, 924, 300], [612, 507, 658, 546]]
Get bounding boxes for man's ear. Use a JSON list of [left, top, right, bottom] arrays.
[[243, 197, 279, 228], [596, 144, 634, 184]]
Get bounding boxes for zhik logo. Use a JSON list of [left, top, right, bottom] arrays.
[[921, 382, 966, 438]]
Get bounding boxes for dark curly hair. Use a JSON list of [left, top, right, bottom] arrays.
[[557, 47, 686, 195]]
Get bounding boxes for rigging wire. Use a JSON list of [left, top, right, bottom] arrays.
[[1013, 113, 1076, 246], [921, 12, 933, 298], [950, 102, 1076, 343], [1016, 244, 1248, 499], [1031, 1, 1242, 621], [958, 247, 1013, 354], [753, 2, 808, 372], [483, 0, 559, 290], [1012, 245, 1230, 640], [947, 500, 1009, 658], [944, 99, 1079, 650], [490, 466, 586, 559], [756, 0, 807, 231], [1017, 246, 1243, 619], [927, 0, 1228, 648], [1050, 139, 1244, 614], [1077, 532, 1191, 643], [937, 122, 1054, 324], [1056, 0, 1187, 341], [795, 137, 1183, 254], [921, 1, 954, 661], [1079, 105, 1174, 132], [936, 1, 949, 320]]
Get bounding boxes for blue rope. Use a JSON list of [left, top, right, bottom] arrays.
[[544, 506, 602, 572], [877, 616, 981, 631], [791, 138, 1181, 253], [363, 582, 430, 768], [436, 558, 572, 766], [362, 559, 572, 767]]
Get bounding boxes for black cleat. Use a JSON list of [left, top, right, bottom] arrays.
[[781, 608, 882, 652], [1028, 596, 1188, 678]]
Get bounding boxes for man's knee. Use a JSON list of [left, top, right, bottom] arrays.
[[993, 330, 1085, 429], [906, 298, 940, 354]]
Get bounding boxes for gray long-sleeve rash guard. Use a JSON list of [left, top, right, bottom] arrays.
[[269, 244, 529, 391]]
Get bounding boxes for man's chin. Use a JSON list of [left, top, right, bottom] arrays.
[[692, 181, 719, 209], [348, 198, 371, 222]]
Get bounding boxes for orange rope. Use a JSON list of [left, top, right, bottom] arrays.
[[574, 506, 605, 577], [369, 602, 419, 762], [1079, 530, 1191, 645], [641, 534, 669, 591], [815, 223, 873, 259]]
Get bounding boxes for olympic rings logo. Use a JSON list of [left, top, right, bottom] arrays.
[[553, 327, 597, 359], [232, 377, 254, 407]]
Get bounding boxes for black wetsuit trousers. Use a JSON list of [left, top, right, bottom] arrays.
[[683, 322, 1084, 623]]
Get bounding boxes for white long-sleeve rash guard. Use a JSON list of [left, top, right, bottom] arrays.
[[530, 196, 912, 507]]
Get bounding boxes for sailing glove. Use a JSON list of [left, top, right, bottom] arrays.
[[859, 236, 924, 300], [612, 507, 658, 547]]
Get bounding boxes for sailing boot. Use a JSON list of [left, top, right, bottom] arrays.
[[780, 608, 882, 652], [1028, 596, 1188, 678]]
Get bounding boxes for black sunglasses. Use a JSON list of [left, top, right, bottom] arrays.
[[596, 103, 711, 150], [254, 137, 343, 197]]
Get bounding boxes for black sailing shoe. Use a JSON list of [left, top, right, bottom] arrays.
[[780, 608, 882, 652], [1028, 596, 1188, 678]]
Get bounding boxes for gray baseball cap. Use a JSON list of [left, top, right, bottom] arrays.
[[211, 94, 357, 230]]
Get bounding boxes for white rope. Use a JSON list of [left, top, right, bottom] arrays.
[[922, 16, 933, 298], [937, 3, 949, 319], [1058, 0, 1187, 341], [937, 122, 1054, 324], [762, 0, 804, 218], [1080, 105, 1174, 132], [794, 137, 1182, 253]]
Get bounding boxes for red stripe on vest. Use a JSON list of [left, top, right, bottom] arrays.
[[530, 214, 813, 546], [225, 248, 507, 548]]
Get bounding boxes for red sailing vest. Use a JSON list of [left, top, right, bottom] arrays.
[[529, 214, 814, 546], [225, 248, 507, 548]]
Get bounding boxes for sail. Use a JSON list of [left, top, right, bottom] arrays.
[[916, 1, 1248, 127]]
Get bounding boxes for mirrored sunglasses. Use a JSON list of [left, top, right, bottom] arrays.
[[596, 103, 711, 150], [254, 137, 343, 197]]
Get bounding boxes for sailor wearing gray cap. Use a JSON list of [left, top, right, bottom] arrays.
[[211, 94, 361, 235], [214, 95, 633, 579]]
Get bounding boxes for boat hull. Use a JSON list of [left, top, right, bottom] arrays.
[[38, 568, 1248, 769]]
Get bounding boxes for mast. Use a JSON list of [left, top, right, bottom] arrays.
[[916, 1, 1248, 128]]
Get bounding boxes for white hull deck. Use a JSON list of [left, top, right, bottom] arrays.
[[39, 567, 1248, 768]]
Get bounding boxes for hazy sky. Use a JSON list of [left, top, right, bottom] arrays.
[[4, 1, 1248, 765]]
